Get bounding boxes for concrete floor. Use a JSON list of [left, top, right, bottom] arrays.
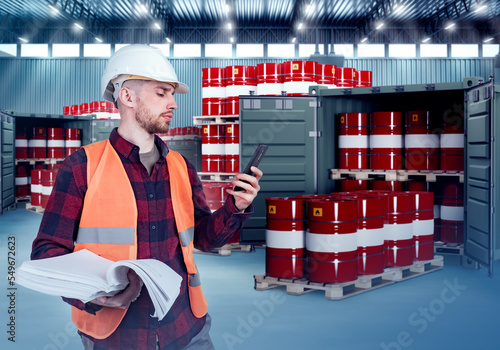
[[1, 208, 500, 350]]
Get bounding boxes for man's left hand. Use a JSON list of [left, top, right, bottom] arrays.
[[227, 166, 263, 212]]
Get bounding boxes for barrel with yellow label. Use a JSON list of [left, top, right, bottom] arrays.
[[265, 197, 306, 278], [306, 198, 358, 283]]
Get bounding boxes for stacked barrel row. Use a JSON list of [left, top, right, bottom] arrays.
[[338, 110, 464, 171], [202, 62, 372, 117], [15, 162, 60, 205], [156, 126, 202, 142], [265, 190, 435, 283], [201, 124, 240, 173], [30, 168, 59, 209], [63, 101, 120, 120], [337, 178, 464, 246], [15, 127, 82, 160]]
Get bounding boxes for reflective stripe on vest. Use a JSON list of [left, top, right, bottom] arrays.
[[71, 140, 207, 340]]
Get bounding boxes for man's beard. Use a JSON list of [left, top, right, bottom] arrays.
[[135, 99, 171, 134]]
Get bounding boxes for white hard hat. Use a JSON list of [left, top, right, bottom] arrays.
[[101, 44, 189, 102]]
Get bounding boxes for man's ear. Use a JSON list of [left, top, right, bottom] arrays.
[[118, 87, 135, 108]]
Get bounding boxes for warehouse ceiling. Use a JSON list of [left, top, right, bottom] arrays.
[[0, 0, 499, 43]]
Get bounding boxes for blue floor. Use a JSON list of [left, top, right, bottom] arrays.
[[1, 208, 500, 350]]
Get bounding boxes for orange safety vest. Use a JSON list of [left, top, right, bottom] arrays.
[[71, 139, 208, 339]]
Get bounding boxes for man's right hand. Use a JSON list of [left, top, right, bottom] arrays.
[[90, 270, 142, 309]]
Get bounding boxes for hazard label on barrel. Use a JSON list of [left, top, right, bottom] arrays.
[[313, 208, 322, 216], [268, 205, 276, 214]]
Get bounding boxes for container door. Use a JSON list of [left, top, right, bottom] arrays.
[[464, 79, 496, 275], [239, 96, 317, 243], [1, 112, 15, 213]]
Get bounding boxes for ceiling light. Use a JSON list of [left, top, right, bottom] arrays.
[[306, 4, 313, 14], [225, 4, 231, 13], [230, 37, 234, 43], [483, 37, 494, 43], [140, 4, 148, 13], [166, 37, 171, 43], [48, 5, 59, 14], [154, 22, 161, 29], [74, 23, 84, 30], [95, 37, 103, 43], [292, 37, 297, 43], [19, 37, 28, 43], [297, 22, 304, 30], [474, 4, 487, 13], [227, 22, 232, 30], [444, 22, 455, 30], [422, 37, 431, 43], [393, 5, 404, 14], [361, 37, 368, 43], [376, 22, 384, 30]]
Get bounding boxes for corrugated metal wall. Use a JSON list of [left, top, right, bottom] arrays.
[[0, 57, 494, 127]]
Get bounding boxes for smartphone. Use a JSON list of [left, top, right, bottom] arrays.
[[233, 144, 268, 191]]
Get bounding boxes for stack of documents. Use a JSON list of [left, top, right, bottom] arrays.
[[17, 249, 182, 320]]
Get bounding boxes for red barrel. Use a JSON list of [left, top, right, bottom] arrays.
[[15, 129, 29, 159], [29, 127, 47, 159], [70, 104, 81, 116], [306, 199, 358, 283], [15, 165, 29, 197], [47, 128, 65, 158], [372, 180, 403, 192], [356, 70, 372, 87], [407, 181, 427, 192], [257, 63, 283, 96], [30, 169, 43, 206], [224, 124, 239, 173], [440, 110, 464, 171], [335, 67, 356, 88], [429, 182, 442, 241], [440, 183, 463, 244], [41, 170, 57, 209], [404, 191, 434, 261], [202, 98, 226, 116], [80, 102, 91, 115], [202, 67, 226, 116], [282, 60, 318, 96], [92, 101, 109, 119], [338, 113, 369, 169], [370, 192, 414, 267], [370, 112, 403, 170], [225, 65, 257, 115], [65, 128, 82, 157], [405, 110, 439, 170], [339, 179, 369, 192], [266, 197, 306, 278], [317, 64, 337, 86], [63, 106, 70, 115], [332, 194, 385, 275], [201, 124, 225, 172]]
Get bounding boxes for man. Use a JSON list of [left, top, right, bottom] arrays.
[[31, 44, 263, 349]]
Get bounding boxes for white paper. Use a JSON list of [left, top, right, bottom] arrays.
[[16, 249, 182, 320]]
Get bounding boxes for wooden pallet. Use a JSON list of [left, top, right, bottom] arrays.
[[26, 203, 44, 214], [434, 242, 464, 255], [193, 115, 239, 125], [194, 243, 253, 256], [330, 169, 464, 183], [388, 255, 444, 281], [198, 172, 236, 182], [15, 158, 64, 165], [254, 256, 443, 300]]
